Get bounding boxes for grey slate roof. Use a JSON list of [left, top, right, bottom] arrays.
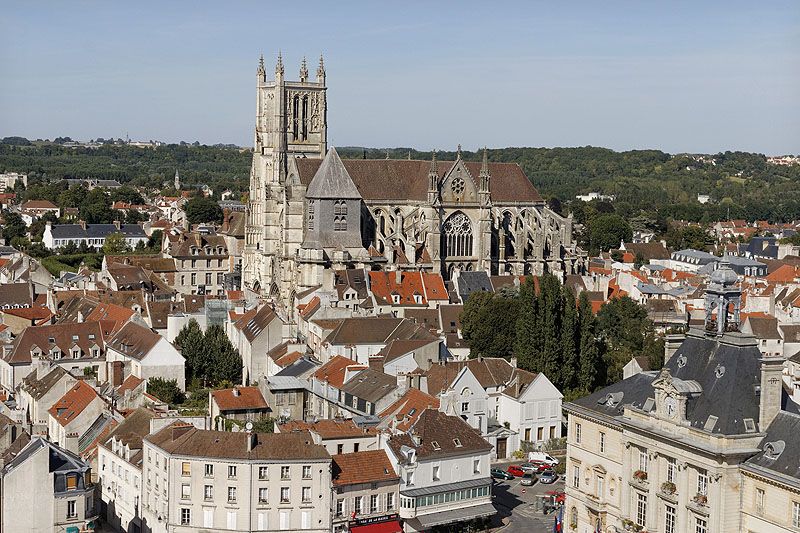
[[305, 147, 362, 199], [456, 271, 493, 303], [340, 367, 397, 403], [743, 411, 800, 483], [571, 331, 763, 436], [50, 223, 146, 239]]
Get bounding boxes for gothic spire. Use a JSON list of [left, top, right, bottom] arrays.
[[429, 150, 438, 175], [456, 144, 462, 160], [275, 51, 284, 78], [316, 54, 326, 82], [299, 56, 308, 82], [427, 150, 439, 203], [480, 147, 489, 176], [257, 54, 265, 79]]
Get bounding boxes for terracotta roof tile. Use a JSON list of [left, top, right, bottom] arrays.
[[48, 381, 100, 427], [387, 409, 492, 460], [211, 386, 269, 411], [369, 271, 427, 306], [379, 388, 440, 431], [312, 356, 360, 388], [332, 450, 399, 486]]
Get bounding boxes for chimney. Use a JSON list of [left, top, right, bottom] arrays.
[[510, 356, 518, 368], [79, 220, 87, 231], [246, 430, 257, 452], [759, 354, 784, 432], [664, 333, 685, 364], [232, 387, 241, 397], [395, 270, 402, 285], [113, 220, 121, 230]]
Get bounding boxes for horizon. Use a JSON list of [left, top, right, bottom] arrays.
[[2, 1, 798, 154]]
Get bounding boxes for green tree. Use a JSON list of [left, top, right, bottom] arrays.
[[585, 214, 632, 254], [185, 195, 223, 224], [111, 186, 145, 205], [1, 211, 27, 242], [596, 296, 657, 384], [205, 324, 243, 384], [147, 229, 163, 252], [175, 319, 205, 383], [147, 377, 185, 405], [102, 232, 130, 255], [461, 291, 518, 359], [559, 286, 579, 392], [514, 278, 539, 372], [577, 292, 602, 392], [537, 274, 563, 385]]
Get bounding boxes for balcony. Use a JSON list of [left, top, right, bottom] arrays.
[[687, 493, 709, 516], [630, 470, 648, 489]]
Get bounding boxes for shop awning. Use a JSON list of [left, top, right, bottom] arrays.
[[349, 520, 403, 533], [416, 502, 496, 528]]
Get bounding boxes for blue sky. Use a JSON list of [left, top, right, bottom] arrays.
[[1, 1, 798, 154]]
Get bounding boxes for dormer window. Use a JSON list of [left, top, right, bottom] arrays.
[[431, 441, 441, 450], [71, 349, 80, 359], [72, 335, 79, 341], [88, 334, 95, 340], [48, 337, 55, 344], [392, 294, 401, 305], [453, 438, 462, 447]]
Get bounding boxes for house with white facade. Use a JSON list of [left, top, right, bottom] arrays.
[[382, 409, 495, 532], [105, 321, 186, 390]]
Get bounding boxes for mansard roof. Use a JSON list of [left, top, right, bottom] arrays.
[[305, 147, 362, 199], [569, 330, 764, 436], [295, 157, 543, 203]]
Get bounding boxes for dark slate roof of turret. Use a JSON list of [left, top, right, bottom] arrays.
[[569, 330, 764, 436], [743, 411, 800, 482], [305, 147, 362, 199]]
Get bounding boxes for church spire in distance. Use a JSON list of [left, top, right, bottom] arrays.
[[479, 147, 490, 193], [299, 57, 308, 82], [316, 54, 326, 83]]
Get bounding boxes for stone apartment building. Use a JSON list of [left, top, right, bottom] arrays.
[[142, 423, 332, 533], [168, 230, 231, 296], [563, 263, 786, 533], [1, 436, 97, 532]]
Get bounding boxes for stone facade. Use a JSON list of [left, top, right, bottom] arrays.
[[243, 54, 582, 308]]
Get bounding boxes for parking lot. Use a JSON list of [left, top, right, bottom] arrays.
[[489, 462, 566, 532]]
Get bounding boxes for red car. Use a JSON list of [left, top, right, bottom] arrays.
[[507, 465, 525, 477]]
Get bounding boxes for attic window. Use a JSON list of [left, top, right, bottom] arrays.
[[642, 398, 655, 412], [744, 418, 756, 433], [48, 337, 55, 344], [676, 355, 687, 368], [599, 392, 624, 408], [764, 439, 786, 459], [392, 295, 401, 305], [431, 441, 440, 450], [88, 334, 95, 340], [704, 415, 718, 431], [72, 335, 79, 341], [714, 364, 726, 378], [408, 408, 416, 416], [453, 438, 462, 448]]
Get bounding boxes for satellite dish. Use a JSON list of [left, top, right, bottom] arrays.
[[245, 422, 254, 432]]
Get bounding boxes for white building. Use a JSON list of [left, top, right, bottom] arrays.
[[142, 423, 332, 533]]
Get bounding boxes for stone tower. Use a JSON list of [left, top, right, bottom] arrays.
[[243, 53, 328, 296], [174, 169, 180, 191]]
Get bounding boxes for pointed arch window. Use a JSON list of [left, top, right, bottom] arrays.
[[333, 201, 347, 231], [443, 212, 473, 257], [307, 200, 315, 231]]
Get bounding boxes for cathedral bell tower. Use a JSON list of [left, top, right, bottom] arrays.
[[243, 52, 328, 296]]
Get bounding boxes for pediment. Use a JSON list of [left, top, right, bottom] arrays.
[[440, 159, 477, 204]]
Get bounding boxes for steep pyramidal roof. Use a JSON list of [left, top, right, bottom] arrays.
[[305, 147, 362, 199]]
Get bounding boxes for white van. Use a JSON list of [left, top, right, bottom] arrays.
[[528, 451, 559, 466]]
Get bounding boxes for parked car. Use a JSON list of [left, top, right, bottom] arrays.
[[520, 473, 536, 486], [539, 469, 559, 484], [491, 468, 514, 480], [507, 465, 525, 477], [523, 461, 552, 473], [528, 451, 559, 466]]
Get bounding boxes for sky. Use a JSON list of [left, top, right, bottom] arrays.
[[1, 1, 798, 154]]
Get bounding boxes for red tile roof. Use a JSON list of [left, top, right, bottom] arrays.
[[368, 271, 427, 306], [211, 386, 269, 412], [379, 387, 440, 431], [117, 375, 144, 395], [2, 306, 53, 321], [21, 199, 58, 210], [312, 356, 360, 388], [280, 418, 378, 439], [48, 381, 100, 427], [332, 450, 399, 486], [421, 273, 448, 301]]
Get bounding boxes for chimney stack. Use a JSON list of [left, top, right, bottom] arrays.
[[394, 270, 402, 285], [232, 387, 240, 397], [759, 354, 784, 431], [246, 428, 257, 452], [113, 220, 121, 231], [79, 220, 87, 231]]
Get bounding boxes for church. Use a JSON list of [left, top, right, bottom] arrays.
[[242, 54, 582, 305]]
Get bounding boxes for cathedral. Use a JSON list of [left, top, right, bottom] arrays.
[[242, 54, 582, 305]]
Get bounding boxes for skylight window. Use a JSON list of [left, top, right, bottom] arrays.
[[431, 441, 440, 450], [453, 438, 462, 447]]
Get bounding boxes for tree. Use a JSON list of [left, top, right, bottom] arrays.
[[147, 229, 163, 251], [111, 186, 145, 205], [1, 211, 27, 242], [147, 377, 185, 405], [102, 232, 130, 255], [596, 296, 658, 384], [577, 292, 602, 393], [205, 324, 243, 384], [585, 214, 632, 254], [461, 291, 518, 359], [514, 278, 539, 372], [185, 195, 223, 225], [175, 319, 205, 383], [559, 287, 579, 392], [537, 274, 563, 385]]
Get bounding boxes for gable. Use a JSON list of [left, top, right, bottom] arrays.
[[518, 373, 563, 402], [440, 159, 478, 204], [450, 367, 488, 399]]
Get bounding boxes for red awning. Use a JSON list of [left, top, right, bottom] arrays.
[[349, 520, 403, 533]]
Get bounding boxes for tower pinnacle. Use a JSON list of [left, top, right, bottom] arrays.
[[316, 54, 326, 82], [456, 144, 462, 159], [257, 54, 265, 80], [275, 51, 284, 78], [300, 57, 308, 82]]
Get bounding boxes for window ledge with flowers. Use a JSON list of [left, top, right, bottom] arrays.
[[621, 518, 645, 532], [632, 470, 648, 483], [660, 481, 677, 495]]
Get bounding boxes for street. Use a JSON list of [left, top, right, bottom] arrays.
[[489, 464, 565, 533]]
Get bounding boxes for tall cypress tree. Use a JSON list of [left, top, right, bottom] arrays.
[[514, 277, 538, 372], [559, 286, 579, 392], [577, 291, 602, 392], [538, 274, 563, 386]]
